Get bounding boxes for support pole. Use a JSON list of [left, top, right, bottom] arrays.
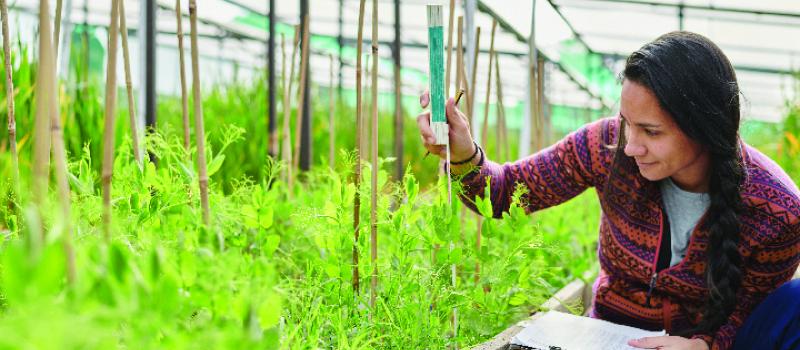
[[393, 0, 403, 181], [298, 0, 312, 170], [369, 0, 379, 314], [353, 0, 367, 295], [338, 0, 344, 96], [268, 0, 277, 157], [175, 0, 190, 152], [445, 0, 455, 98], [144, 0, 156, 161], [1, 0, 19, 196]]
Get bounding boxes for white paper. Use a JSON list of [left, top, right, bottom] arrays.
[[511, 311, 666, 350]]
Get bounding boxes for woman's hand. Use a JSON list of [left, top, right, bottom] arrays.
[[628, 336, 710, 350], [416, 90, 476, 163]]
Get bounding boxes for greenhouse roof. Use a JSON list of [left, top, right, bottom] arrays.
[[7, 0, 799, 122]]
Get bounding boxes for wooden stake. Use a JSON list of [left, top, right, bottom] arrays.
[[494, 52, 509, 161], [280, 33, 291, 186], [36, 0, 74, 285], [469, 26, 481, 124], [444, 0, 455, 98], [427, 5, 447, 145], [369, 0, 379, 313], [189, 0, 211, 227], [102, 0, 121, 241], [476, 20, 496, 286], [480, 20, 496, 149], [53, 0, 63, 55], [455, 16, 462, 91], [455, 16, 465, 123], [353, 0, 366, 295], [329, 53, 335, 169], [1, 0, 19, 197], [537, 56, 545, 148], [293, 15, 310, 171], [119, 0, 142, 169], [175, 0, 191, 151], [283, 26, 300, 194]]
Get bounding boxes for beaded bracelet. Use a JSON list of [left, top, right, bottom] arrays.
[[450, 141, 480, 165]]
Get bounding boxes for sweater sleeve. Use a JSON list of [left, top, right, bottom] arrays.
[[702, 221, 800, 350], [455, 117, 616, 218]]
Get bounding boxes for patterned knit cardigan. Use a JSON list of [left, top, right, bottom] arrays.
[[456, 117, 800, 350]]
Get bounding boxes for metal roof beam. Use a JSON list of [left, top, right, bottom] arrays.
[[553, 0, 800, 19], [476, 0, 612, 109]]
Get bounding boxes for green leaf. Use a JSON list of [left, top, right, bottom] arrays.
[[509, 293, 527, 306], [258, 292, 282, 329], [263, 234, 280, 257], [180, 251, 197, 287], [207, 154, 226, 177], [259, 207, 274, 229], [324, 263, 340, 278]]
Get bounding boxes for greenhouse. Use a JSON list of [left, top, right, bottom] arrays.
[[0, 0, 799, 349]]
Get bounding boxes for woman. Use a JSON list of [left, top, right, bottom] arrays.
[[417, 31, 800, 350]]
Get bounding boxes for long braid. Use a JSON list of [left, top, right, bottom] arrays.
[[699, 154, 745, 333]]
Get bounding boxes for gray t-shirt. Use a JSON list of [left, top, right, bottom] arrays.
[[660, 177, 711, 267]]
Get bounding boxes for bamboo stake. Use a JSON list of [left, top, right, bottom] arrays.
[[444, 0, 455, 98], [476, 20, 496, 286], [292, 15, 310, 171], [102, 0, 121, 242], [49, 55, 75, 286], [1, 0, 19, 197], [175, 0, 191, 151], [363, 54, 370, 161], [119, 0, 142, 169], [47, 0, 75, 284], [494, 51, 508, 161], [369, 0, 379, 313], [455, 16, 463, 93], [283, 26, 300, 194], [189, 0, 210, 226], [480, 20, 496, 149], [537, 56, 545, 149], [469, 27, 480, 124], [280, 34, 290, 184], [54, 0, 63, 55], [353, 0, 366, 295], [32, 0, 74, 285], [329, 53, 335, 169], [456, 17, 467, 123]]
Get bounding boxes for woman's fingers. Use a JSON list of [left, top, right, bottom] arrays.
[[420, 90, 430, 109], [445, 97, 469, 130], [416, 111, 436, 145]]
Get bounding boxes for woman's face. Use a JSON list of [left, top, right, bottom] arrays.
[[620, 80, 710, 192]]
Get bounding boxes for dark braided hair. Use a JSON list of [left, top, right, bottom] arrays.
[[617, 31, 745, 335]]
